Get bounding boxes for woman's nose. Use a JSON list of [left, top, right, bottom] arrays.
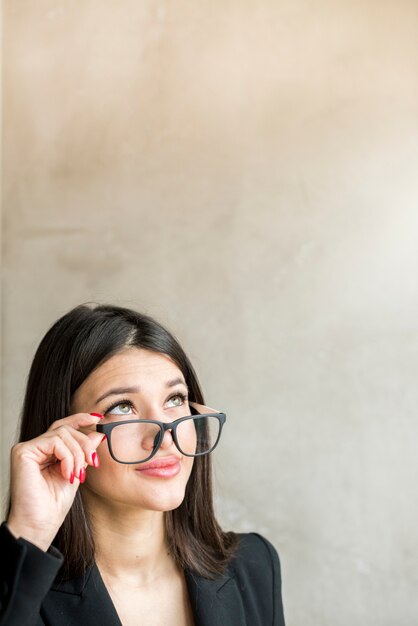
[[159, 427, 174, 450]]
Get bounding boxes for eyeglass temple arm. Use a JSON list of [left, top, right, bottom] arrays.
[[189, 401, 223, 414]]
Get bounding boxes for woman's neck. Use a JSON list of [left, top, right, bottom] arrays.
[[82, 489, 176, 586]]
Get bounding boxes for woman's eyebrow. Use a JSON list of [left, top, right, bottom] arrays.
[[165, 377, 188, 390], [95, 386, 139, 404], [95, 379, 188, 405]]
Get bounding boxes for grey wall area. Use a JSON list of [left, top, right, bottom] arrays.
[[2, 2, 418, 625]]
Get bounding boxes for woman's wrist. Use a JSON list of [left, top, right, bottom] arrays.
[[5, 517, 54, 552]]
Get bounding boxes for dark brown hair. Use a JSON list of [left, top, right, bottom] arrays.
[[15, 304, 237, 580]]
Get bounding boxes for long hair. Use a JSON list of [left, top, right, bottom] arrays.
[[13, 304, 237, 579]]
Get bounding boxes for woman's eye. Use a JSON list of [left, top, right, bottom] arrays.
[[108, 403, 133, 415], [166, 394, 186, 408]]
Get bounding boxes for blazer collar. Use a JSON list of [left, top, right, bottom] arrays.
[[50, 563, 246, 626], [185, 569, 247, 626], [49, 565, 122, 626]]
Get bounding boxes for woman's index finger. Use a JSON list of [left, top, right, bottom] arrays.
[[48, 412, 104, 432]]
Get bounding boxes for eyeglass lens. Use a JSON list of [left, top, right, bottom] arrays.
[[109, 415, 221, 463]]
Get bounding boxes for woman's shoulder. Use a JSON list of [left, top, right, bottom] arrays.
[[221, 533, 285, 625], [233, 532, 280, 561], [227, 532, 282, 580]]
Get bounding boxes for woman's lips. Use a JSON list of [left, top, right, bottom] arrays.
[[135, 456, 181, 478]]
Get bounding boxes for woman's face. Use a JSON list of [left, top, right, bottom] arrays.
[[72, 347, 195, 513]]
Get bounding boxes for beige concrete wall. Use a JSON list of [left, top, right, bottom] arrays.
[[2, 2, 418, 624]]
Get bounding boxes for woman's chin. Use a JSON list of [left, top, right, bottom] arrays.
[[142, 488, 187, 513]]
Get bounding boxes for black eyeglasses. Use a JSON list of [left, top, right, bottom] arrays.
[[96, 412, 226, 465]]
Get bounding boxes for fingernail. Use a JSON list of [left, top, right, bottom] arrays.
[[79, 468, 86, 484], [92, 452, 100, 468], [90, 412, 104, 419], [70, 472, 75, 484], [101, 435, 107, 442]]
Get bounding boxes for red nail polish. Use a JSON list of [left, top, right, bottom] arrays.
[[70, 472, 75, 485], [92, 452, 100, 468], [79, 468, 86, 484], [90, 412, 104, 419], [101, 435, 107, 442]]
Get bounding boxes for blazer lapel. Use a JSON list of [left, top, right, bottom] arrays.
[[46, 564, 246, 626], [45, 565, 122, 626], [185, 570, 247, 626]]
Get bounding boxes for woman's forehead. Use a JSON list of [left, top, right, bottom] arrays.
[[73, 348, 186, 404]]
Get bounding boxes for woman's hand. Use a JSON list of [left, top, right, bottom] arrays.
[[6, 413, 105, 551]]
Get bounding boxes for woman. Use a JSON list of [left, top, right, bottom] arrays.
[[0, 304, 285, 626]]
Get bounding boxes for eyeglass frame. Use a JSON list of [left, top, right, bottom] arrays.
[[96, 412, 226, 465]]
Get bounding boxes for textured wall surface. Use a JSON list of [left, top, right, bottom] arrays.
[[2, 2, 418, 625]]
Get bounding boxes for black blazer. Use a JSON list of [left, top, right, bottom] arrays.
[[0, 523, 285, 625]]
